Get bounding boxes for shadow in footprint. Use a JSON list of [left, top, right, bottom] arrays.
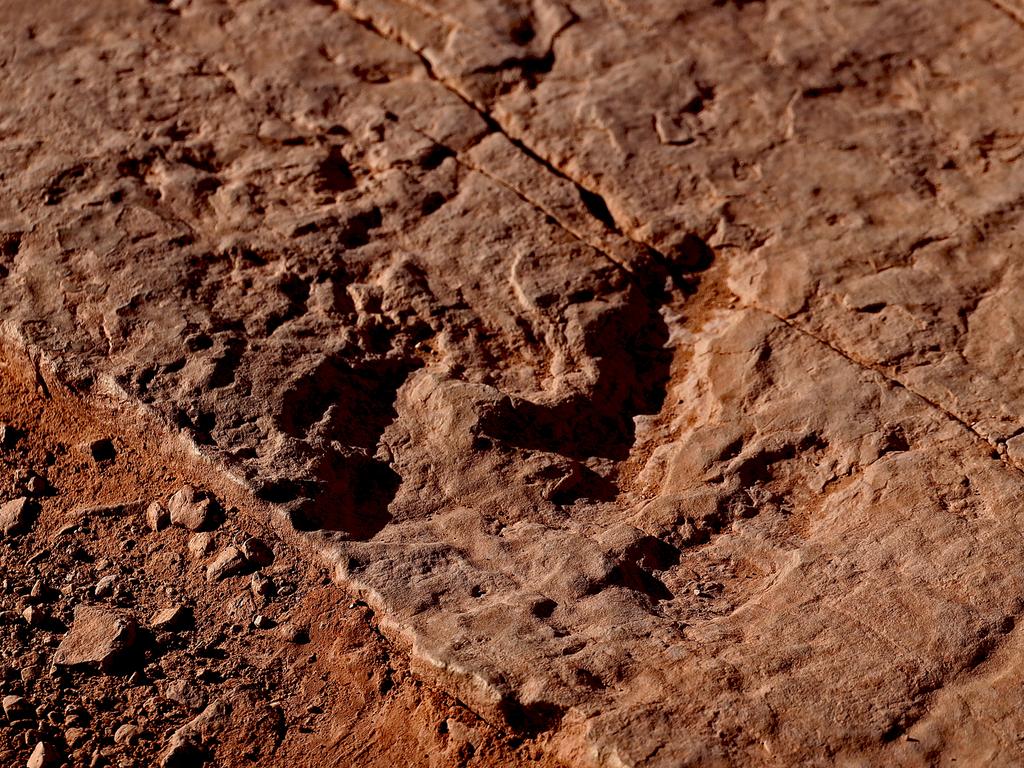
[[264, 354, 420, 540], [286, 449, 399, 539], [483, 280, 675, 461]]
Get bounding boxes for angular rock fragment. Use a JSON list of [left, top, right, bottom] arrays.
[[25, 475, 45, 496], [160, 700, 229, 768], [150, 605, 192, 632], [239, 537, 273, 568], [160, 731, 205, 768], [0, 497, 34, 536], [162, 679, 207, 712], [250, 573, 275, 599], [29, 579, 54, 603], [113, 724, 140, 745], [277, 623, 309, 644], [206, 547, 248, 581], [168, 487, 219, 531], [145, 501, 170, 532], [2, 695, 33, 720], [53, 606, 138, 674], [22, 606, 49, 628], [93, 575, 117, 598], [63, 728, 86, 749], [0, 423, 18, 449], [26, 741, 59, 768], [188, 532, 216, 559]]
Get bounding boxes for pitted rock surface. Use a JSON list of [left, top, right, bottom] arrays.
[[3, 0, 1024, 765]]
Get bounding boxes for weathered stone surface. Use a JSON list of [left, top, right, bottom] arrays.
[[2, 696, 32, 721], [150, 605, 192, 632], [206, 547, 248, 582], [52, 607, 138, 674], [145, 501, 170, 532], [0, 498, 33, 536], [168, 487, 219, 532], [3, 0, 1024, 764], [26, 741, 59, 768]]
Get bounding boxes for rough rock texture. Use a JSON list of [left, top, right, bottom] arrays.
[[52, 606, 139, 673], [0, 343, 555, 767], [3, 0, 1024, 765]]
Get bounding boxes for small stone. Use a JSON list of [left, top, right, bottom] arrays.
[[113, 724, 140, 745], [162, 679, 206, 712], [26, 741, 59, 768], [159, 700, 229, 766], [0, 497, 34, 536], [29, 580, 53, 603], [27, 549, 48, 564], [3, 695, 33, 720], [76, 501, 145, 519], [160, 731, 204, 768], [250, 573, 275, 599], [206, 546, 248, 581], [145, 502, 170, 532], [22, 606, 48, 627], [20, 666, 39, 683], [240, 537, 274, 568], [63, 727, 86, 749], [85, 439, 115, 463], [0, 423, 18, 449], [93, 576, 117, 599], [187, 532, 216, 559], [252, 615, 275, 630], [277, 623, 309, 644], [25, 476, 45, 497], [445, 719, 481, 751], [150, 605, 191, 632], [52, 606, 138, 674], [168, 486, 218, 531]]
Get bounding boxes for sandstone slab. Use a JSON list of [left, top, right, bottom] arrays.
[[53, 607, 139, 674], [2, 0, 1024, 764]]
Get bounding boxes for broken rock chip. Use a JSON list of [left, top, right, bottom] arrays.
[[162, 678, 207, 712], [22, 606, 49, 628], [239, 537, 273, 568], [145, 501, 170, 532], [206, 546, 248, 581], [0, 497, 34, 536], [151, 605, 192, 632], [27, 741, 59, 768], [0, 423, 18, 449], [2, 695, 32, 720], [188, 532, 216, 559], [168, 486, 219, 531], [25, 475, 45, 496], [160, 700, 230, 768], [53, 606, 138, 674]]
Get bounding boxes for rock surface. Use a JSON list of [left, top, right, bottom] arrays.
[[2, 0, 1024, 765], [52, 607, 139, 673], [0, 498, 33, 536], [0, 347, 549, 767]]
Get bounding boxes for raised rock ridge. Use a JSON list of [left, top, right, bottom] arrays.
[[3, 0, 1024, 764]]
